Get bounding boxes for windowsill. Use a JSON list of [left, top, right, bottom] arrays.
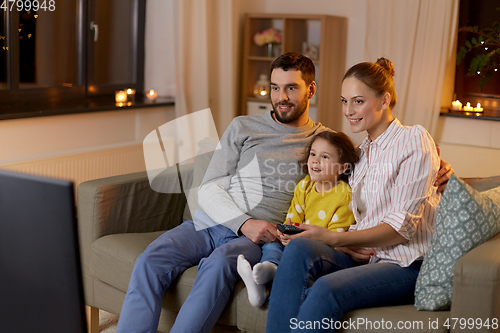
[[440, 108, 500, 121], [0, 95, 175, 121]]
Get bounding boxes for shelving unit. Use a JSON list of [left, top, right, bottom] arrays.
[[240, 13, 347, 131]]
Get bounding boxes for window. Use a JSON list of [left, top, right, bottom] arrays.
[[455, 0, 500, 102], [0, 0, 145, 119]]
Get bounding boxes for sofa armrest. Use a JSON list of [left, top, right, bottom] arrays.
[[77, 164, 193, 307], [77, 166, 192, 243], [461, 176, 500, 192], [450, 232, 500, 331]]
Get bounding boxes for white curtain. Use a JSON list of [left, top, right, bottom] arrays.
[[145, 0, 238, 132], [144, 0, 176, 98], [364, 0, 459, 135], [173, 0, 238, 132], [173, 0, 210, 118]]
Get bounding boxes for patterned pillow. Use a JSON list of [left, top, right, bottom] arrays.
[[414, 174, 500, 311]]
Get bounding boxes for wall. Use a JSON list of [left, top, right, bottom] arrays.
[[435, 116, 500, 178], [0, 105, 176, 167]]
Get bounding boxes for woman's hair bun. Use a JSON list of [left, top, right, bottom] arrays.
[[376, 57, 395, 77]]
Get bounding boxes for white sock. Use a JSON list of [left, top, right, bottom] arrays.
[[252, 261, 277, 285], [237, 255, 267, 307]]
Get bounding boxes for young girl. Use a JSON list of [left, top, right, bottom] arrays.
[[266, 57, 442, 332], [237, 131, 359, 307]]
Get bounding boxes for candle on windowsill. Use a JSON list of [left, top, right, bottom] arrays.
[[126, 88, 136, 103], [115, 90, 127, 104], [146, 89, 158, 103], [473, 103, 483, 112], [451, 100, 462, 111], [463, 102, 474, 111]]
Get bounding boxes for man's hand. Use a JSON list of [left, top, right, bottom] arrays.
[[240, 219, 278, 245], [435, 146, 455, 193]]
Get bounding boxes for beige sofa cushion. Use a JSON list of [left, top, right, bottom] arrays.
[[463, 175, 500, 192], [91, 231, 165, 293], [235, 288, 451, 333], [90, 230, 239, 326]]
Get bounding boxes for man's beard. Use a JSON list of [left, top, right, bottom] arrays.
[[272, 97, 308, 124]]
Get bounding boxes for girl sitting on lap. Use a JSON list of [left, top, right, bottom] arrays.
[[238, 131, 358, 307]]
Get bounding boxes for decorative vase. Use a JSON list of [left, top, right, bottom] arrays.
[[267, 43, 274, 57], [266, 43, 281, 58]]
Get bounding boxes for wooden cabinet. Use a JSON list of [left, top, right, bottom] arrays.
[[240, 14, 347, 131]]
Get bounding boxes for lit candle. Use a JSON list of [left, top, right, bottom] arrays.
[[115, 90, 127, 103], [451, 100, 462, 111], [146, 89, 158, 103], [126, 88, 136, 102], [463, 102, 474, 111], [473, 103, 483, 112]]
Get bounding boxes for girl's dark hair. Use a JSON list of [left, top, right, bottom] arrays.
[[270, 52, 315, 86], [299, 131, 360, 183], [342, 57, 397, 110]]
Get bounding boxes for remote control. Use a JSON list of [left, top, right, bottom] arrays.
[[277, 223, 304, 234]]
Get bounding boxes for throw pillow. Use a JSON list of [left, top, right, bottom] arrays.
[[414, 174, 500, 311]]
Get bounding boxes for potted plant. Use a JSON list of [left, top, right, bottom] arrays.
[[456, 10, 500, 90]]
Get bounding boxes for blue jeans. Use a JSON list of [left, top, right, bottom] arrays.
[[266, 238, 422, 333], [116, 211, 261, 333], [261, 241, 284, 265]]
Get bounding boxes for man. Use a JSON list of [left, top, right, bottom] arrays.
[[117, 52, 452, 333]]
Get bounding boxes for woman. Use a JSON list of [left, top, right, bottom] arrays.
[[266, 58, 442, 332]]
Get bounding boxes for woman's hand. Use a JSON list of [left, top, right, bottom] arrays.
[[281, 223, 333, 244], [280, 221, 406, 249], [337, 247, 372, 263], [278, 232, 292, 246], [278, 219, 300, 246]]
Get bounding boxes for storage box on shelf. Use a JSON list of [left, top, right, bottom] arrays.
[[247, 100, 272, 116]]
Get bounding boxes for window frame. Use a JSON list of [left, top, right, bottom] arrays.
[[86, 0, 145, 97], [454, 0, 500, 103], [0, 0, 146, 120]]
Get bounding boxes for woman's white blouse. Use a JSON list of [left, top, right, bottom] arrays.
[[349, 119, 441, 267]]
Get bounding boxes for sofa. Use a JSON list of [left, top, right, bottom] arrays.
[[77, 162, 500, 333]]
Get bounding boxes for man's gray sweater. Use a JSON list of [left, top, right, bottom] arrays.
[[198, 111, 325, 234]]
